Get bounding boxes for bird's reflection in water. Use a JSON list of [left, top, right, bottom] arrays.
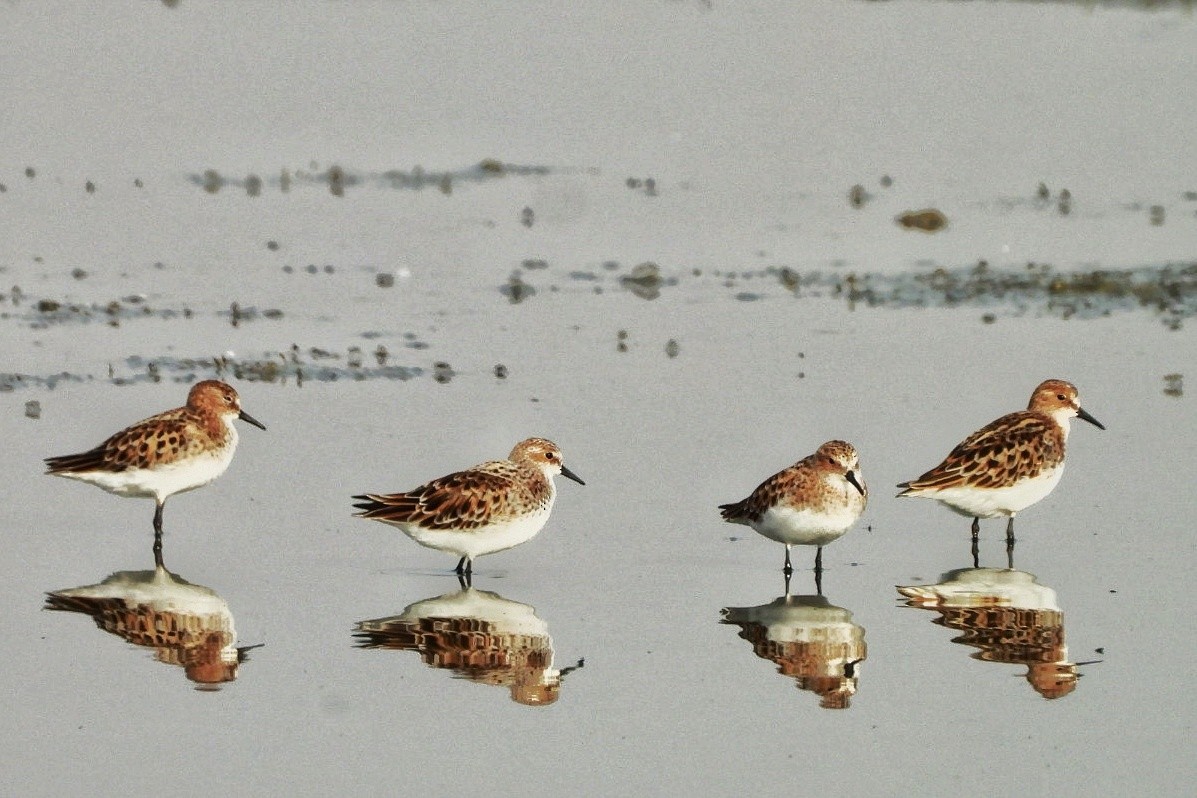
[[721, 573, 866, 709], [898, 567, 1089, 699], [354, 585, 583, 706], [44, 554, 257, 689]]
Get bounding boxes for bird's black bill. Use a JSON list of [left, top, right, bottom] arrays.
[[1077, 407, 1105, 430], [239, 410, 267, 430], [561, 465, 586, 485], [846, 470, 865, 495]]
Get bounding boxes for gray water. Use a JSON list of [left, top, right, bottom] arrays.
[[3, 2, 1196, 796]]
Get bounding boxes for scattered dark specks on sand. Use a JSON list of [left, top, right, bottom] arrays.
[[328, 165, 346, 197], [848, 184, 869, 208], [224, 303, 284, 327], [25, 167, 35, 179], [266, 240, 279, 251], [375, 272, 395, 288], [626, 177, 658, 196], [1163, 373, 1183, 397], [85, 181, 96, 194], [778, 267, 800, 292], [621, 262, 663, 300], [494, 364, 508, 379], [895, 208, 948, 232], [1149, 205, 1166, 226], [374, 345, 389, 366], [616, 329, 628, 353], [403, 332, 429, 350], [24, 400, 40, 419], [246, 174, 262, 197], [71, 268, 87, 280], [665, 339, 679, 358], [202, 170, 222, 193], [734, 292, 762, 302], [1057, 188, 1072, 215], [521, 206, 535, 227], [433, 362, 455, 384], [501, 273, 535, 303], [521, 258, 549, 271]]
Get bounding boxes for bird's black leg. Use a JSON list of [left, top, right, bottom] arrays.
[[814, 547, 824, 596], [455, 556, 467, 575], [971, 533, 980, 569], [153, 502, 165, 567], [783, 546, 793, 577], [1005, 517, 1016, 569]]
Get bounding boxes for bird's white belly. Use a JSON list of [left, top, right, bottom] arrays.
[[63, 448, 234, 501], [401, 506, 553, 559], [750, 504, 860, 547], [928, 466, 1064, 518]]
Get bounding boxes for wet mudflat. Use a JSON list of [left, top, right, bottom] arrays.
[[2, 2, 1196, 796]]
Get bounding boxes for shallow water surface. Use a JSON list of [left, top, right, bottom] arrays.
[[3, 1, 1196, 796]]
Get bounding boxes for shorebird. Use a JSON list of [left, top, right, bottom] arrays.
[[353, 438, 584, 577], [45, 380, 265, 556], [720, 440, 867, 584], [897, 379, 1103, 559]]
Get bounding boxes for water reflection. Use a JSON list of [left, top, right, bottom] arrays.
[[354, 586, 583, 706], [898, 567, 1083, 699], [45, 561, 255, 689], [721, 584, 867, 709]]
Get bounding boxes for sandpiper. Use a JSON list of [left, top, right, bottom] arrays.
[[720, 440, 867, 580], [353, 438, 584, 577], [45, 380, 265, 553], [897, 379, 1103, 554]]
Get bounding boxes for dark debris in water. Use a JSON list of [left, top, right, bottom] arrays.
[[188, 160, 555, 197], [0, 349, 426, 393], [762, 261, 1196, 328], [532, 258, 1196, 326], [0, 293, 285, 329], [895, 208, 948, 232]]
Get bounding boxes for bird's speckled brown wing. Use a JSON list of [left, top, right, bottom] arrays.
[[899, 411, 1064, 492], [354, 462, 549, 531], [719, 455, 818, 522], [45, 410, 202, 473]]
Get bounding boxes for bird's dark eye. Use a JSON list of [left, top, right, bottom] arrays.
[[545, 452, 556, 460], [1057, 394, 1066, 401]]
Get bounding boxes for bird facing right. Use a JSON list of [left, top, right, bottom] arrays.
[[896, 379, 1104, 549], [352, 438, 585, 578], [719, 440, 867, 579]]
